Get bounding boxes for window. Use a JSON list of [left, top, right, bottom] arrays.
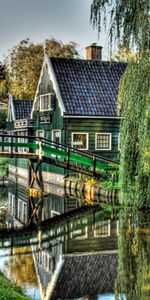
[[70, 218, 88, 240], [51, 210, 60, 218], [118, 133, 121, 150], [94, 220, 110, 237], [71, 133, 88, 150], [18, 199, 27, 224], [36, 130, 44, 138], [95, 133, 111, 150], [8, 193, 15, 215], [17, 131, 28, 153], [52, 130, 61, 144], [36, 130, 44, 154], [40, 93, 53, 111]]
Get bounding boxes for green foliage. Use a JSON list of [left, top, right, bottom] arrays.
[[0, 110, 7, 129], [118, 57, 150, 207], [45, 38, 79, 58], [5, 38, 79, 100], [100, 180, 120, 191], [117, 209, 150, 300], [0, 158, 9, 165], [111, 43, 140, 62], [0, 62, 9, 101], [0, 62, 6, 80], [0, 158, 9, 175], [91, 0, 150, 208], [91, 0, 149, 50], [0, 272, 32, 300]]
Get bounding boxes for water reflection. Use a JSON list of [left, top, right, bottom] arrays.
[[0, 181, 149, 300], [116, 209, 150, 300]]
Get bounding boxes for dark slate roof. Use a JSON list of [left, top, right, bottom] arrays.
[[50, 57, 127, 116], [13, 99, 33, 120], [50, 253, 118, 299]]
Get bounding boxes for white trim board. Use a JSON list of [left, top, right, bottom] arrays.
[[31, 55, 66, 118], [95, 132, 112, 151], [63, 115, 122, 119], [47, 56, 66, 115], [71, 132, 89, 150]]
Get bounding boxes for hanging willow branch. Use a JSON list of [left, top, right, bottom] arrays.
[[91, 0, 150, 207], [118, 58, 150, 207], [91, 0, 150, 50]]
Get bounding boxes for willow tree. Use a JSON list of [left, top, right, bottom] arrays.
[[91, 0, 150, 207], [117, 208, 150, 300]]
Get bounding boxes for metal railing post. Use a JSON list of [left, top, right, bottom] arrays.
[[10, 135, 13, 156], [38, 138, 43, 160], [66, 147, 70, 169], [93, 155, 96, 177]]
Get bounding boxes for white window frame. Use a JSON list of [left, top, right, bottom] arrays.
[[94, 219, 111, 237], [39, 93, 53, 111], [71, 132, 89, 150], [95, 133, 112, 151], [36, 130, 44, 138], [118, 133, 121, 150], [52, 129, 61, 144], [70, 218, 88, 240], [18, 199, 22, 222], [17, 131, 28, 153], [51, 210, 60, 218], [36, 130, 44, 155]]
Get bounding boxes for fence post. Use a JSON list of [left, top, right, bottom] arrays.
[[66, 147, 70, 169], [38, 138, 43, 160], [10, 135, 13, 155], [93, 155, 96, 177]]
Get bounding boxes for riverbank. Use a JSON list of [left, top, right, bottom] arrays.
[[0, 272, 32, 300]]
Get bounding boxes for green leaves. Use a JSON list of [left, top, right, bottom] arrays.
[[118, 58, 150, 207], [91, 0, 149, 50], [0, 110, 7, 129]]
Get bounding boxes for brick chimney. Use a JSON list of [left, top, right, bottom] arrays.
[[86, 43, 102, 60]]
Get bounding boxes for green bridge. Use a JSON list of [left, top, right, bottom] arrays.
[[0, 134, 119, 233], [0, 134, 118, 178]]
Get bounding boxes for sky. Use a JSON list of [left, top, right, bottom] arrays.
[[0, 0, 108, 62]]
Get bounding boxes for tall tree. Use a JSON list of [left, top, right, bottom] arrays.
[[0, 109, 7, 129], [111, 43, 139, 62], [5, 38, 79, 100], [0, 62, 9, 102], [91, 0, 149, 50], [91, 0, 150, 207]]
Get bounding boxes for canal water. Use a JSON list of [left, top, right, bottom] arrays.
[[0, 182, 149, 300]]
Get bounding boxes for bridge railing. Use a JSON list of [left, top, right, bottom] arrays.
[[0, 134, 119, 176]]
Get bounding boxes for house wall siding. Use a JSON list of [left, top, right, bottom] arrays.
[[65, 118, 120, 161]]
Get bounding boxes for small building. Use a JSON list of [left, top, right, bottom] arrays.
[[31, 44, 126, 183], [7, 95, 33, 132], [6, 45, 126, 186], [7, 95, 34, 176]]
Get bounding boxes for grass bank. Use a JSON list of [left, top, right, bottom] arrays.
[[0, 272, 32, 300]]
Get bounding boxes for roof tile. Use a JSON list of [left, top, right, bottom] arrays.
[[50, 58, 126, 116], [13, 100, 33, 120]]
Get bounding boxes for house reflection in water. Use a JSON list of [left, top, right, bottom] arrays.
[[6, 180, 65, 227], [32, 212, 118, 299], [6, 180, 119, 300]]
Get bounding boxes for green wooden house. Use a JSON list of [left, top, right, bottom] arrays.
[[6, 45, 126, 185], [7, 95, 34, 177], [30, 44, 126, 181]]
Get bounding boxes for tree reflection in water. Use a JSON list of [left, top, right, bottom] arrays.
[[117, 209, 150, 300], [4, 246, 39, 289]]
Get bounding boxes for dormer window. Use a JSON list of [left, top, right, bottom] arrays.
[[40, 93, 53, 111]]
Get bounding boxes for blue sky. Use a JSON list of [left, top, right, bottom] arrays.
[[0, 0, 108, 61]]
